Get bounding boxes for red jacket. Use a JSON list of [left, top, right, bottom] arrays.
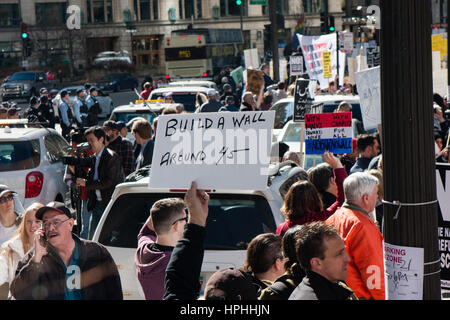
[[326, 205, 385, 300], [276, 167, 347, 237], [140, 89, 151, 100]]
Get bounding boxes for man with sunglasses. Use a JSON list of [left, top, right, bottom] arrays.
[[0, 185, 22, 246], [135, 198, 187, 300], [10, 201, 123, 300]]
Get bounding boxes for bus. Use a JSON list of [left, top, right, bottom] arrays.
[[164, 28, 244, 79]]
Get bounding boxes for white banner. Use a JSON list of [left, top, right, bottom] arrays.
[[355, 66, 381, 131], [149, 111, 275, 190], [297, 33, 346, 90]]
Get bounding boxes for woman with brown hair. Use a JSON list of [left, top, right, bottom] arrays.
[[0, 202, 43, 299], [276, 151, 347, 237]]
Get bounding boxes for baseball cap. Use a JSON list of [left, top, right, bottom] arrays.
[[76, 88, 84, 94], [223, 84, 232, 91], [90, 87, 99, 93], [204, 268, 259, 300], [0, 184, 16, 198], [207, 89, 217, 97], [40, 87, 48, 94], [35, 201, 73, 220], [103, 120, 118, 130], [163, 92, 173, 98], [116, 121, 126, 131]]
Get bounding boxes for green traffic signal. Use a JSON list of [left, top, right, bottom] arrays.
[[21, 32, 28, 39], [236, 0, 242, 5], [329, 26, 335, 32]]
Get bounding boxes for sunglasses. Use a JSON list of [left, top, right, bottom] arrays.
[[172, 216, 188, 225], [0, 194, 14, 204]]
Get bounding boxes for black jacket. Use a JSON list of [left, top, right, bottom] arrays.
[[288, 271, 356, 300], [11, 235, 123, 300], [85, 147, 124, 211], [136, 139, 155, 170]]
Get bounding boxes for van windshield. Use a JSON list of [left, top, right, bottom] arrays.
[[98, 192, 276, 249]]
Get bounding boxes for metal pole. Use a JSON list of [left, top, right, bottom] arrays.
[[381, 0, 441, 299], [269, 0, 279, 82]]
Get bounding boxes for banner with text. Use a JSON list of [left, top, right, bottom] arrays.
[[304, 112, 353, 154], [149, 111, 275, 190], [355, 66, 381, 131], [437, 163, 450, 289]]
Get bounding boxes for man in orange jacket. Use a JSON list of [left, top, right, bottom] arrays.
[[326, 172, 385, 300]]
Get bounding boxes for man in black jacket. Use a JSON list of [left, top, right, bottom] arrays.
[[288, 221, 357, 300], [132, 119, 154, 170], [11, 202, 122, 300], [76, 126, 124, 239]]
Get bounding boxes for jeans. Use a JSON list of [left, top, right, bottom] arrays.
[[79, 200, 90, 239], [88, 201, 105, 240]]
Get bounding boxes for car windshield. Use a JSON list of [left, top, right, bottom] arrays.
[[110, 112, 156, 125], [281, 122, 304, 142], [98, 192, 276, 249], [272, 101, 294, 129], [101, 74, 121, 81], [150, 92, 198, 112], [0, 140, 40, 172], [9, 73, 35, 81]]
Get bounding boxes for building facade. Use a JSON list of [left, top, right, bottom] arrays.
[[0, 0, 354, 79]]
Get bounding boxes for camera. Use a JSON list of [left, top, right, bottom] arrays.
[[60, 143, 94, 168]]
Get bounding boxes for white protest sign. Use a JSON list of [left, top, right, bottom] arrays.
[[149, 111, 275, 190], [339, 32, 354, 54], [297, 33, 346, 90], [290, 55, 304, 76], [384, 242, 424, 300], [355, 66, 381, 131], [244, 48, 260, 69]]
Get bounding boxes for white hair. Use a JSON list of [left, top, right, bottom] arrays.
[[344, 172, 379, 204]]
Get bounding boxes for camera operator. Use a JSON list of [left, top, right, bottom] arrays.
[[76, 127, 124, 239], [103, 120, 135, 176]]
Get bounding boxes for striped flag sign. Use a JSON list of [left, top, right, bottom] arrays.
[[304, 112, 353, 155]]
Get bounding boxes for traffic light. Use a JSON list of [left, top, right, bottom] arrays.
[[21, 23, 29, 40], [24, 39, 33, 57], [236, 0, 242, 5], [320, 12, 329, 34], [328, 16, 335, 32]]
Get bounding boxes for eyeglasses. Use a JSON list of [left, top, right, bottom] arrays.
[[0, 194, 14, 204], [42, 217, 70, 230], [172, 216, 188, 225]]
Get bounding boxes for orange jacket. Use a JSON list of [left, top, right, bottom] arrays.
[[326, 205, 385, 300]]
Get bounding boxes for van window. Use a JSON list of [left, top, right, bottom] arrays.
[[149, 92, 199, 112], [98, 192, 276, 249], [0, 140, 40, 172]]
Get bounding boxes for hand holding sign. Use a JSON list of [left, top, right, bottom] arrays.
[[322, 151, 343, 169], [185, 181, 210, 227]]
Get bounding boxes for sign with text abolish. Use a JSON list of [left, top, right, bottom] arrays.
[[304, 112, 353, 154], [149, 111, 275, 190]]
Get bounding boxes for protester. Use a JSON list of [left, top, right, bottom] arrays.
[[259, 225, 306, 300], [76, 127, 124, 239], [242, 233, 285, 292], [132, 119, 155, 170], [240, 91, 257, 111], [196, 89, 223, 113], [334, 101, 364, 137], [163, 92, 175, 103], [307, 162, 338, 208], [136, 198, 187, 300], [0, 185, 22, 246], [10, 201, 123, 300], [103, 120, 135, 176], [270, 81, 288, 104], [0, 202, 43, 299], [349, 134, 380, 174], [140, 82, 152, 101], [270, 141, 290, 163], [259, 91, 273, 111], [282, 151, 300, 166], [261, 63, 274, 90], [288, 222, 357, 300], [366, 168, 384, 230], [218, 96, 239, 112], [326, 172, 385, 300], [276, 151, 346, 237], [339, 138, 358, 175], [116, 121, 128, 139]]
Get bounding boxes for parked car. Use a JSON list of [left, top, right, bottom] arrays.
[[109, 102, 177, 142], [92, 51, 132, 66], [51, 86, 114, 119], [91, 161, 305, 299], [166, 80, 219, 90], [96, 73, 139, 92], [0, 120, 70, 209], [148, 86, 212, 113], [0, 71, 57, 101]]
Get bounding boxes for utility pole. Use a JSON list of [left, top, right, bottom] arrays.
[[381, 0, 441, 299], [268, 0, 279, 82]]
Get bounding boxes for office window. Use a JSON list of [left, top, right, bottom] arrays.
[[0, 4, 19, 26], [87, 0, 113, 23], [262, 0, 289, 15], [134, 0, 158, 20], [220, 0, 247, 17], [303, 0, 322, 13], [36, 3, 66, 25]]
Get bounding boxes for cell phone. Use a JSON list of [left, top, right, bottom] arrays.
[[39, 233, 48, 247]]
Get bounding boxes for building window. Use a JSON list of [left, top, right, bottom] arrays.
[[179, 0, 201, 19], [132, 35, 162, 69], [0, 4, 20, 27], [262, 0, 289, 15], [87, 0, 113, 23], [303, 0, 322, 13], [220, 0, 247, 17], [0, 41, 21, 67], [134, 0, 158, 21], [196, 0, 202, 18], [36, 2, 66, 25]]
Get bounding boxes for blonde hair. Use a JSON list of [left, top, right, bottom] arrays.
[[15, 202, 44, 254]]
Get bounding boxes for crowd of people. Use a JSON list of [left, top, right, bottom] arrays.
[[0, 65, 448, 301]]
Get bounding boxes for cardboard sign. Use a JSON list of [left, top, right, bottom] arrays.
[[293, 79, 314, 122], [149, 111, 275, 190], [304, 112, 353, 154], [230, 66, 244, 85], [355, 66, 381, 131], [322, 51, 332, 79], [290, 55, 304, 76], [246, 69, 264, 96]]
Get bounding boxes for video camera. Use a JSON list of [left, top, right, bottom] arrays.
[[60, 143, 94, 168]]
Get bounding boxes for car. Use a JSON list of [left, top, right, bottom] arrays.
[[96, 73, 139, 92], [165, 80, 219, 90], [270, 94, 365, 139], [109, 102, 177, 142], [0, 120, 70, 209], [92, 51, 132, 66], [51, 86, 114, 119], [91, 161, 306, 300], [0, 71, 57, 101], [148, 86, 212, 113]]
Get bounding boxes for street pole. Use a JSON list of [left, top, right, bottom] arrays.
[[269, 0, 279, 82], [381, 0, 441, 299]]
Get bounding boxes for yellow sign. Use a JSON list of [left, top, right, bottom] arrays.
[[432, 34, 448, 61], [322, 51, 332, 79]]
